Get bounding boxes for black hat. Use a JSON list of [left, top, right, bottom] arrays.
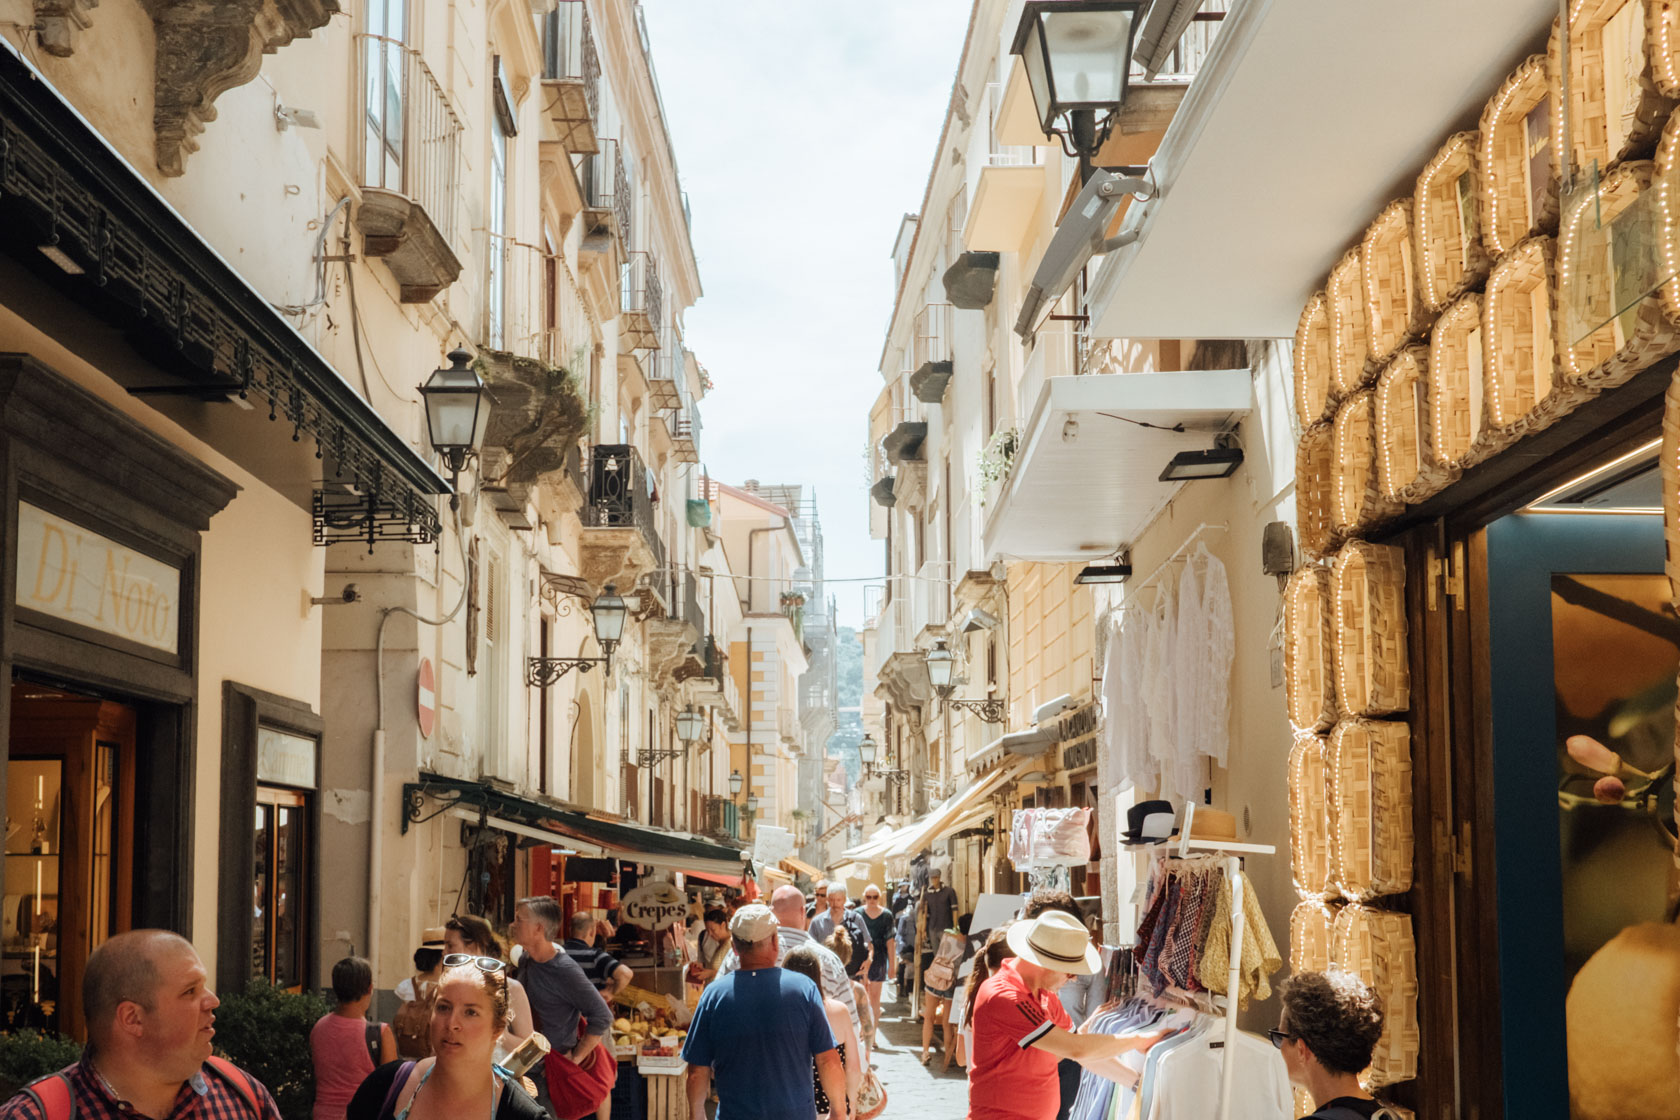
[[1120, 800, 1178, 845]]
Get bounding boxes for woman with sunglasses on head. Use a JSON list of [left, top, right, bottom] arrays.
[[443, 915, 535, 1059], [856, 884, 894, 1043], [345, 955, 546, 1120]]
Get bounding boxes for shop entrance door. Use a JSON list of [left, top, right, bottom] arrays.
[[3, 680, 136, 1038]]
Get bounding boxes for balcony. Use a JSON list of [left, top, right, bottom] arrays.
[[540, 1, 599, 155], [779, 709, 804, 753], [703, 795, 739, 841], [964, 81, 1043, 255], [580, 139, 631, 267], [670, 404, 699, 464], [482, 234, 560, 362], [354, 35, 463, 302], [881, 407, 927, 467], [577, 444, 666, 590], [644, 332, 682, 410], [909, 303, 953, 403], [650, 568, 705, 695], [620, 252, 663, 351]]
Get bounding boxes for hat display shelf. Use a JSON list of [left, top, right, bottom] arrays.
[[1478, 55, 1561, 260], [1126, 802, 1274, 1120], [1285, 564, 1337, 733], [1415, 131, 1493, 315], [1332, 904, 1421, 1089], [1328, 718, 1415, 900], [1363, 199, 1426, 366], [1295, 291, 1336, 429], [1332, 540, 1411, 719], [1297, 423, 1338, 558], [1332, 389, 1404, 536], [1427, 292, 1489, 469], [1288, 732, 1333, 897], [1330, 248, 1375, 396], [1482, 235, 1590, 447], [1559, 162, 1680, 394], [1376, 346, 1459, 505], [1552, 0, 1673, 177], [1289, 897, 1341, 973]]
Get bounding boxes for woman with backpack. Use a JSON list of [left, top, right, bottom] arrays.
[[312, 956, 397, 1120]]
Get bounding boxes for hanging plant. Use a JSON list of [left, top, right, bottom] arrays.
[[976, 427, 1021, 504]]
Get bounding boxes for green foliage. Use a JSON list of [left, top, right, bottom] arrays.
[[976, 428, 1021, 503], [0, 1030, 82, 1100], [212, 982, 332, 1120]]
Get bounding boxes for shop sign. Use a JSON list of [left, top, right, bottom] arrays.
[[621, 881, 687, 929], [1061, 738, 1098, 771], [417, 658, 436, 738], [15, 502, 180, 653], [1055, 703, 1099, 743], [257, 726, 317, 789]]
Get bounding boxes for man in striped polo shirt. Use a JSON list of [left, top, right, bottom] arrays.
[[564, 911, 634, 999]]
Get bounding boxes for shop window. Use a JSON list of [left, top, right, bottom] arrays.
[[252, 786, 307, 990]]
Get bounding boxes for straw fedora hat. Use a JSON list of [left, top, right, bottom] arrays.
[[1006, 910, 1100, 976], [1188, 808, 1238, 842]]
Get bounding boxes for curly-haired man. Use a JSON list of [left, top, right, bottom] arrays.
[[1272, 970, 1390, 1120]]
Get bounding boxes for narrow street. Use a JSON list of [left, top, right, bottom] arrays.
[[870, 987, 968, 1120]]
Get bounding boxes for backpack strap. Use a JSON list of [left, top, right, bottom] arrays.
[[365, 1022, 382, 1068], [18, 1068, 76, 1120], [202, 1057, 261, 1120], [378, 1062, 417, 1120]]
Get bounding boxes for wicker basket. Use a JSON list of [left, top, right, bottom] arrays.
[[1663, 365, 1680, 606], [1658, 108, 1680, 324], [1333, 540, 1411, 719], [1289, 733, 1334, 897], [1296, 291, 1336, 429], [1289, 898, 1339, 972], [1427, 293, 1488, 468], [1332, 905, 1420, 1088], [1363, 199, 1425, 364], [1376, 346, 1459, 504], [1479, 55, 1561, 259], [1330, 248, 1374, 395], [1333, 390, 1404, 535], [1416, 131, 1494, 316], [1328, 719, 1414, 899], [1297, 424, 1338, 558], [1480, 234, 1598, 449], [1653, 0, 1680, 97], [1552, 0, 1673, 176], [1285, 566, 1337, 733]]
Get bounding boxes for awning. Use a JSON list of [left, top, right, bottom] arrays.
[[1087, 0, 1557, 339], [883, 758, 1035, 860], [841, 823, 911, 863], [680, 869, 746, 888], [981, 371, 1252, 562], [967, 726, 1058, 776], [782, 856, 824, 880]]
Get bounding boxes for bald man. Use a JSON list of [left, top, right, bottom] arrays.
[[717, 885, 861, 1041], [1, 930, 279, 1120]]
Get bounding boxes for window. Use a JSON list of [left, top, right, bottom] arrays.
[[252, 786, 307, 990], [487, 114, 508, 349], [362, 0, 408, 190]]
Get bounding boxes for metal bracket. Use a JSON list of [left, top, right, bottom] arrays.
[[525, 656, 608, 687], [1427, 542, 1465, 612], [945, 697, 1008, 724]]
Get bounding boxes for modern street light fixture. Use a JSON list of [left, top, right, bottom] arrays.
[[419, 347, 493, 508], [1011, 1, 1145, 182], [1075, 555, 1134, 585], [525, 583, 627, 685], [1159, 445, 1244, 482]]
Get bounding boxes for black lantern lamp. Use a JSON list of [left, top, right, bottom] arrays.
[[419, 347, 492, 508], [729, 769, 744, 797], [676, 705, 704, 745], [525, 583, 628, 686], [1011, 1, 1145, 181]]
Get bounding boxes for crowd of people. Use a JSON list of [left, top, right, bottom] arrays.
[[0, 880, 1394, 1120]]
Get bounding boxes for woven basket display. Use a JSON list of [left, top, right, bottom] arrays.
[[1427, 293, 1488, 469], [1333, 390, 1404, 535], [1481, 234, 1593, 449], [1297, 424, 1337, 558], [1330, 248, 1374, 395], [1558, 162, 1680, 398], [1363, 199, 1424, 364], [1285, 566, 1337, 733], [1479, 55, 1561, 259], [1289, 734, 1333, 896], [1328, 719, 1414, 899], [1332, 905, 1420, 1088], [1416, 131, 1494, 315], [1653, 0, 1680, 97], [1333, 540, 1411, 719], [1376, 346, 1459, 505], [1289, 898, 1340, 972], [1552, 0, 1673, 176], [1295, 291, 1336, 429], [1649, 112, 1680, 330]]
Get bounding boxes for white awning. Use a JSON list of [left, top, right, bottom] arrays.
[[982, 370, 1252, 562], [1088, 0, 1557, 339], [883, 758, 1034, 859]]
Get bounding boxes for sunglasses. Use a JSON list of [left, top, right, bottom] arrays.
[[1266, 1029, 1296, 1050], [443, 953, 506, 974]]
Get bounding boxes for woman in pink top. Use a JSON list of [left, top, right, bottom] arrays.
[[312, 956, 397, 1120]]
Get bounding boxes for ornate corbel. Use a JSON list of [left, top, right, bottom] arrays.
[[34, 0, 98, 57]]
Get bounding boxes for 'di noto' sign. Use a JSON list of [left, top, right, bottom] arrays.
[[14, 503, 181, 654], [621, 882, 687, 930]]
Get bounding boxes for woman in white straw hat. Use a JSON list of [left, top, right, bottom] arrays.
[[966, 912, 1169, 1120]]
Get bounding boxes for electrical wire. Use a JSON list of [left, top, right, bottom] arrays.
[[1095, 411, 1186, 434]]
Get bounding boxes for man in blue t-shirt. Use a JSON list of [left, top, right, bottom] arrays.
[[683, 903, 847, 1120]]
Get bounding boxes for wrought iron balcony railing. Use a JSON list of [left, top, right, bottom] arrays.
[[357, 34, 461, 245], [583, 443, 666, 573], [542, 1, 599, 119], [581, 138, 632, 248], [620, 251, 662, 347]]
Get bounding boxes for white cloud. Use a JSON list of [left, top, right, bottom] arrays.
[[640, 0, 971, 627]]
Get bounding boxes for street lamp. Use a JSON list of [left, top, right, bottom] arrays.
[[1011, 1, 1145, 181], [419, 347, 492, 508], [676, 705, 704, 745], [925, 640, 955, 698], [858, 734, 878, 767], [746, 793, 760, 816], [729, 769, 744, 797], [525, 583, 628, 685]]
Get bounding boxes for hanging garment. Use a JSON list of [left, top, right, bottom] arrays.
[[1142, 1028, 1292, 1120], [1195, 868, 1282, 1009], [1025, 807, 1093, 866], [1009, 808, 1036, 865], [1104, 612, 1153, 789], [1160, 864, 1212, 992]]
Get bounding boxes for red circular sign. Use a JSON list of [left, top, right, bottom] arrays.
[[417, 657, 436, 738]]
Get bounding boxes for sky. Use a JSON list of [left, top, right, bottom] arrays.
[[639, 1, 973, 629]]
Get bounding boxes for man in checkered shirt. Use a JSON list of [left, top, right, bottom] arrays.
[[1, 930, 280, 1120]]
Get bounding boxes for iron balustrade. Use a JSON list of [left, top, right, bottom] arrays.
[[622, 251, 663, 332], [357, 34, 462, 245], [668, 568, 704, 635], [541, 0, 600, 126], [583, 444, 666, 573], [582, 138, 631, 247], [913, 302, 953, 370], [698, 633, 724, 681]]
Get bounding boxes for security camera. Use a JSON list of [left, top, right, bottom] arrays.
[[275, 104, 324, 132], [1015, 166, 1155, 338]]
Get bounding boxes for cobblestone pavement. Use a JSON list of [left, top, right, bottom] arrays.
[[867, 985, 969, 1119]]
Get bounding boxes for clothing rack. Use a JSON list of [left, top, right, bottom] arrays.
[[1130, 522, 1228, 598], [1131, 801, 1275, 1120]]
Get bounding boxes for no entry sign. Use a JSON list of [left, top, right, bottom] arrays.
[[417, 657, 435, 738]]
